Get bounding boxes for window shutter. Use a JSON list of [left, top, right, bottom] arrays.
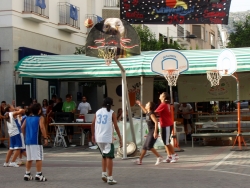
[[192, 25, 201, 39]]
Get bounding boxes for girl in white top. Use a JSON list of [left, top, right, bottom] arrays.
[[42, 99, 48, 117], [91, 97, 122, 185], [3, 105, 25, 167]]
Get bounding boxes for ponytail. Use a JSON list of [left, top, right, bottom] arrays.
[[102, 97, 113, 112]]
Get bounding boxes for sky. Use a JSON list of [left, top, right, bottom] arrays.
[[230, 0, 250, 12]]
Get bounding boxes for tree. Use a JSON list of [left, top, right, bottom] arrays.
[[132, 25, 183, 51], [227, 16, 250, 48], [74, 46, 85, 55]]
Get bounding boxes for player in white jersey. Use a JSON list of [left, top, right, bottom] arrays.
[[91, 97, 122, 185], [3, 105, 25, 167]]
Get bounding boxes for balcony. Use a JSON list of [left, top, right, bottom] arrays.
[[22, 0, 49, 23], [104, 0, 120, 7], [58, 2, 80, 33], [177, 25, 190, 46]]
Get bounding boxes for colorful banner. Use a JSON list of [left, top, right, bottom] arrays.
[[120, 0, 232, 24]]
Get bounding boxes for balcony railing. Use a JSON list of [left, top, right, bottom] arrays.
[[186, 30, 190, 42], [177, 25, 184, 40], [23, 0, 49, 18], [58, 2, 80, 29], [104, 0, 120, 7]]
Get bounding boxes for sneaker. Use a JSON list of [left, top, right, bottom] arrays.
[[8, 162, 19, 167], [107, 177, 117, 185], [102, 173, 107, 182], [17, 160, 25, 166], [155, 157, 163, 165], [3, 162, 9, 167], [88, 142, 93, 147], [172, 154, 179, 160], [170, 154, 179, 163], [162, 156, 172, 163], [35, 173, 47, 181], [134, 159, 142, 165], [24, 173, 33, 181]]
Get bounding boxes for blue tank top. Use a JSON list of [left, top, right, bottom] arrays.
[[25, 116, 42, 145]]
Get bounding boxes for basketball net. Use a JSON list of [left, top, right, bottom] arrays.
[[162, 69, 179, 86], [98, 46, 117, 66], [206, 70, 222, 87]]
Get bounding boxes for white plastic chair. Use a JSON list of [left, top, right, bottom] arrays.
[[175, 123, 187, 145], [51, 118, 67, 148]]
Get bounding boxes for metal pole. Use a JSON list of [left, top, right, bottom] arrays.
[[231, 74, 242, 150], [121, 71, 127, 158], [13, 71, 16, 107], [114, 58, 137, 158], [140, 76, 143, 146], [167, 27, 170, 44]]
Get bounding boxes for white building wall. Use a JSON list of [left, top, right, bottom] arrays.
[[147, 25, 177, 40], [0, 0, 95, 103]]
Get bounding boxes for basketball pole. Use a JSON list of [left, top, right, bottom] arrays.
[[114, 58, 137, 159], [231, 73, 248, 151], [169, 85, 184, 152]]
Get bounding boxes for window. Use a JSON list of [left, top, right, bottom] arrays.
[[192, 25, 201, 39], [210, 33, 215, 47], [201, 27, 205, 40]]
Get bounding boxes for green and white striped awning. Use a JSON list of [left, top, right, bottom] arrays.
[[15, 47, 250, 79]]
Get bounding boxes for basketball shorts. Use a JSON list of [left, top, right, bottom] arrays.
[[9, 133, 25, 150], [26, 145, 44, 161], [97, 143, 115, 159], [161, 126, 173, 145]]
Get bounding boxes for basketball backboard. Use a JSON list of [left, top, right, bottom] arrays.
[[151, 49, 189, 76], [217, 49, 237, 76], [85, 18, 141, 59]]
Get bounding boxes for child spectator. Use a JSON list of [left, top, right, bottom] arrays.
[[22, 103, 48, 181]]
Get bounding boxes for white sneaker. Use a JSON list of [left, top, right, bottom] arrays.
[[3, 162, 9, 167], [107, 177, 117, 185], [8, 162, 19, 167], [172, 154, 179, 160], [24, 173, 33, 181], [162, 156, 172, 163], [35, 173, 47, 181], [102, 173, 107, 182], [155, 157, 163, 165], [88, 142, 93, 147], [170, 154, 179, 163]]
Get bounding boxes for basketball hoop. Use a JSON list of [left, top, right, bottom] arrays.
[[162, 69, 179, 86], [98, 46, 117, 66], [206, 70, 222, 87]]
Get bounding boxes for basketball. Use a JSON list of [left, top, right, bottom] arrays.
[[84, 19, 94, 28]]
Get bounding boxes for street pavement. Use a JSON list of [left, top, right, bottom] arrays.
[[1, 141, 250, 188]]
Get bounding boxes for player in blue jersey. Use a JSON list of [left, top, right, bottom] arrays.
[[91, 97, 122, 185], [22, 103, 48, 181]]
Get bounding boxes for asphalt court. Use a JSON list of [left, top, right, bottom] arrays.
[[1, 145, 250, 188]]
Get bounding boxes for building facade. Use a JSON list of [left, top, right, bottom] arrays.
[[0, 0, 104, 104]]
